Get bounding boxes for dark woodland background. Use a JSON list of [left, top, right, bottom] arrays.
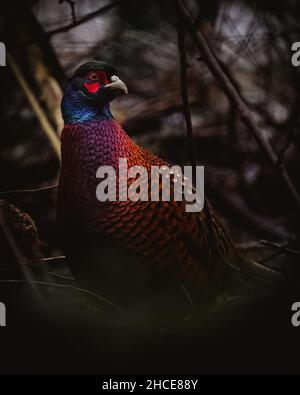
[[0, 0, 300, 374]]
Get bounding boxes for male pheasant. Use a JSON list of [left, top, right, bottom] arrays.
[[57, 61, 278, 306]]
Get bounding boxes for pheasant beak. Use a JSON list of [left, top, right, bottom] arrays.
[[105, 75, 128, 95]]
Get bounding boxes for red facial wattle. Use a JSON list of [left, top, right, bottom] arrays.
[[83, 70, 110, 93], [84, 82, 101, 93]]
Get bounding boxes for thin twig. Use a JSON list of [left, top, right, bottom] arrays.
[[181, 286, 199, 318], [59, 0, 77, 24], [276, 132, 295, 166], [46, 1, 120, 36], [177, 17, 196, 173], [176, 314, 192, 332], [25, 255, 66, 265], [260, 239, 300, 255], [0, 185, 58, 197], [176, 0, 300, 210], [0, 279, 128, 317], [48, 272, 75, 281]]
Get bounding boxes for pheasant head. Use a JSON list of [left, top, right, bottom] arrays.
[[61, 61, 128, 125]]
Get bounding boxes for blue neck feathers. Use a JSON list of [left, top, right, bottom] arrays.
[[61, 89, 113, 125]]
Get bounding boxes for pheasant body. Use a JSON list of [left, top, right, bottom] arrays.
[[58, 118, 229, 290], [57, 61, 278, 304]]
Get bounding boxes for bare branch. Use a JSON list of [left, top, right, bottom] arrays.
[[49, 272, 74, 281], [276, 132, 295, 166], [176, 0, 300, 210], [25, 256, 66, 265], [59, 0, 77, 24], [0, 185, 58, 197], [181, 286, 199, 318], [260, 239, 300, 255], [46, 1, 120, 36], [177, 17, 196, 171]]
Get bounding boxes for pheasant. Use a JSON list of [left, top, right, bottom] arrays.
[[57, 61, 279, 307]]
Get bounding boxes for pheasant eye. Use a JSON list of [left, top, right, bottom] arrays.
[[87, 72, 98, 81], [84, 71, 101, 93]]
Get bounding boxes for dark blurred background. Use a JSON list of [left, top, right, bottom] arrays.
[[0, 0, 300, 374]]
